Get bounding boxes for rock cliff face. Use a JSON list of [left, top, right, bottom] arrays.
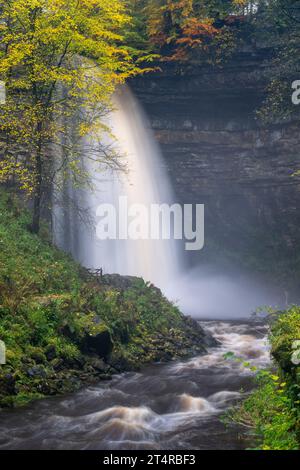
[[132, 49, 300, 284]]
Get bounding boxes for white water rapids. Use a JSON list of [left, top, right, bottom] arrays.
[[0, 77, 280, 452], [28, 86, 276, 450], [0, 321, 270, 450]]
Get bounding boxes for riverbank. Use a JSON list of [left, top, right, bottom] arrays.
[[0, 320, 269, 450], [0, 191, 214, 408], [228, 307, 300, 450]]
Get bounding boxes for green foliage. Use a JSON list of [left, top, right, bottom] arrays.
[[228, 306, 300, 449], [228, 370, 299, 450], [0, 191, 192, 406], [252, 0, 300, 123], [128, 0, 250, 63], [0, 0, 148, 232], [270, 306, 300, 374]]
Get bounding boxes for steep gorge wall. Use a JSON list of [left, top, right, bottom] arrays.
[[132, 49, 300, 283]]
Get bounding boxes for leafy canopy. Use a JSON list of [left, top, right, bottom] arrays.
[[128, 0, 250, 62], [0, 0, 145, 219]]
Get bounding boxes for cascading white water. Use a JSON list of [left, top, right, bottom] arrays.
[[52, 85, 281, 316], [53, 85, 181, 290], [0, 320, 270, 450]]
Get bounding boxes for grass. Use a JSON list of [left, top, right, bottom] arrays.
[[0, 189, 199, 407], [228, 307, 300, 450]]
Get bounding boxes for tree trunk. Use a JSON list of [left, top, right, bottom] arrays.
[[30, 153, 42, 234], [30, 123, 43, 234]]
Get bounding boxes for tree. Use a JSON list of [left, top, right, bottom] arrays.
[[252, 0, 300, 123], [0, 0, 144, 233], [129, 0, 250, 62]]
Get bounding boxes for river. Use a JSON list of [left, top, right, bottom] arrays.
[[0, 320, 269, 450]]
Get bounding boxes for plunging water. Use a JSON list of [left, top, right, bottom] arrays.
[[0, 89, 275, 450], [53, 86, 181, 290], [52, 86, 280, 315]]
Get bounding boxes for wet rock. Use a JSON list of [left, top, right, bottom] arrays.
[[50, 358, 64, 371], [87, 356, 107, 372], [30, 350, 46, 364], [62, 356, 85, 369], [81, 317, 113, 360], [101, 274, 140, 290], [0, 373, 16, 396], [132, 56, 300, 276], [183, 316, 219, 348], [45, 345, 57, 361], [109, 354, 138, 372], [26, 366, 47, 378], [154, 351, 173, 362], [82, 329, 113, 360], [97, 373, 112, 381]]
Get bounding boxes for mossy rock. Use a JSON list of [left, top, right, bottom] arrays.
[[0, 191, 212, 407], [271, 307, 300, 374], [80, 315, 113, 360]]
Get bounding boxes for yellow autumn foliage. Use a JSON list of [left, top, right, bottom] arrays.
[[0, 0, 145, 230]]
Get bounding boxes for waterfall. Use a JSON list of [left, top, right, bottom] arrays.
[[53, 85, 181, 291]]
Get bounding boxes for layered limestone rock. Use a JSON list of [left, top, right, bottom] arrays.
[[132, 47, 300, 284]]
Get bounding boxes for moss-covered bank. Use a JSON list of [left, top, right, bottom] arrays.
[[0, 191, 212, 408], [229, 307, 300, 450]]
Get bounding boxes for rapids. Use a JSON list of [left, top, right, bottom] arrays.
[[0, 320, 269, 450]]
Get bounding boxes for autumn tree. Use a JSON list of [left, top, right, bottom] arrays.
[[0, 0, 144, 233], [129, 0, 250, 62]]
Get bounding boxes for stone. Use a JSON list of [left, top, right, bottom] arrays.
[[132, 51, 300, 287], [87, 356, 107, 372], [45, 345, 57, 361], [0, 373, 16, 396], [26, 366, 47, 378], [82, 325, 113, 360]]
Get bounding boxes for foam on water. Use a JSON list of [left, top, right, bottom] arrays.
[[0, 321, 270, 450], [171, 321, 269, 373]]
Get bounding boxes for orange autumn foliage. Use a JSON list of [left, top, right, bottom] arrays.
[[142, 0, 249, 62]]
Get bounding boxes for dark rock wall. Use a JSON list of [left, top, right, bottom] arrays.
[[132, 51, 300, 280]]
